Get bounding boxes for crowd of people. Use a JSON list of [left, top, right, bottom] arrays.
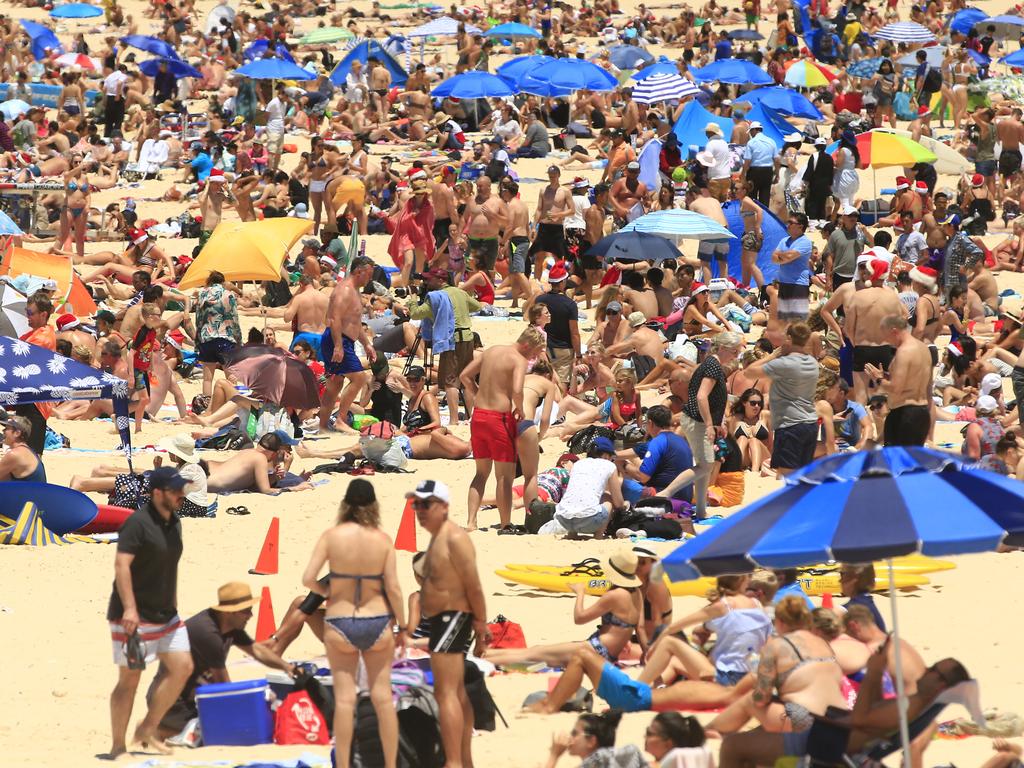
[[4, 0, 1023, 764]]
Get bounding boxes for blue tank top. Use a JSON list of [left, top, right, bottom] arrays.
[[12, 449, 46, 483]]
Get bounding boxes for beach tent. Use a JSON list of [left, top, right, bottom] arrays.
[[720, 200, 784, 282], [949, 7, 986, 36], [743, 103, 798, 148], [671, 100, 733, 148], [0, 248, 96, 316], [205, 0, 235, 35], [0, 335, 133, 458], [330, 40, 408, 88]]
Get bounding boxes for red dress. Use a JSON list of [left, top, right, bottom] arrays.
[[387, 198, 435, 268]]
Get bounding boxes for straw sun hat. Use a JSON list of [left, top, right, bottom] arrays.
[[211, 582, 260, 612], [159, 433, 199, 464], [605, 549, 642, 588]]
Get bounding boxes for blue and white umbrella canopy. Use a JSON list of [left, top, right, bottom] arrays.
[[485, 22, 541, 39], [20, 20, 64, 59], [497, 54, 554, 85], [873, 21, 936, 43], [432, 71, 515, 99], [690, 58, 773, 85], [632, 73, 701, 104], [408, 16, 482, 37], [663, 447, 1024, 582], [620, 209, 736, 240], [234, 57, 316, 80], [978, 14, 1024, 39], [632, 57, 681, 81], [0, 99, 31, 121]]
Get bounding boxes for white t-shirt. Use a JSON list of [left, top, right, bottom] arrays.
[[345, 72, 368, 103], [660, 746, 715, 768], [264, 97, 285, 134], [564, 194, 591, 230], [556, 457, 616, 518], [705, 136, 732, 181], [178, 461, 208, 507], [103, 70, 129, 97]]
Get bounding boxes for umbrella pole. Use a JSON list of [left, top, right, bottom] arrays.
[[888, 558, 912, 764]]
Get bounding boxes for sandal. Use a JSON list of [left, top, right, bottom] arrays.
[[226, 506, 250, 516]]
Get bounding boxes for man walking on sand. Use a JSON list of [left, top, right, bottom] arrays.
[[412, 479, 489, 768], [107, 467, 194, 758], [865, 314, 934, 446], [319, 256, 376, 434], [461, 327, 546, 531]]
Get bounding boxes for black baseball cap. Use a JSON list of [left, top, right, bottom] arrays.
[[149, 467, 188, 491], [407, 366, 426, 380]]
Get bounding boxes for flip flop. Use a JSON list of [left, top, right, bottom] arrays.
[[226, 506, 250, 516]]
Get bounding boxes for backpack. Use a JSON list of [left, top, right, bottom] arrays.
[[360, 420, 397, 439], [371, 264, 392, 289], [274, 690, 330, 745], [566, 425, 617, 457], [923, 67, 943, 93], [487, 615, 526, 649], [195, 426, 253, 451], [464, 660, 506, 732], [352, 687, 445, 768], [359, 436, 409, 471]]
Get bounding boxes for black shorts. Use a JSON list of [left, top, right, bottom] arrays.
[[529, 222, 567, 260], [883, 404, 930, 446], [1000, 148, 1023, 177], [428, 610, 474, 654], [852, 344, 895, 373], [433, 217, 452, 249], [770, 421, 818, 470], [467, 237, 499, 271], [197, 337, 237, 364]]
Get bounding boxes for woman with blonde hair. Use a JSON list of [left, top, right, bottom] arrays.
[[301, 480, 406, 768]]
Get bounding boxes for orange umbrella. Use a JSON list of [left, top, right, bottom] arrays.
[[0, 247, 97, 316]]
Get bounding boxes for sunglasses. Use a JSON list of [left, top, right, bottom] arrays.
[[869, 402, 886, 411], [411, 498, 437, 509], [606, 309, 620, 315], [747, 400, 764, 407]]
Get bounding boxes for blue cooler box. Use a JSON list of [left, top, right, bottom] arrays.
[[195, 679, 274, 746]]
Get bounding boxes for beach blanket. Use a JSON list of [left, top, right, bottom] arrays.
[[216, 473, 329, 495]]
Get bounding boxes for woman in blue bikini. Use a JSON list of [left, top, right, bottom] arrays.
[[61, 165, 92, 260], [301, 479, 406, 768]]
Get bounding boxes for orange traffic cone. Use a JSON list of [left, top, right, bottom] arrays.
[[822, 593, 834, 609], [394, 499, 417, 553], [254, 587, 276, 642], [249, 517, 280, 575]]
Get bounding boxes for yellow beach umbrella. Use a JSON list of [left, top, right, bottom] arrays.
[[178, 217, 313, 290]]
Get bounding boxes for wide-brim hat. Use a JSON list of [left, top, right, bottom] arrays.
[[159, 433, 199, 464], [605, 549, 642, 588], [211, 581, 260, 612]]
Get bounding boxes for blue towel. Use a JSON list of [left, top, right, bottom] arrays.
[[420, 290, 456, 354]]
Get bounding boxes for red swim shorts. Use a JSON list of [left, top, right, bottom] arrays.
[[470, 408, 518, 463]]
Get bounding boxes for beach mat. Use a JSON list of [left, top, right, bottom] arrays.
[[0, 502, 106, 546]]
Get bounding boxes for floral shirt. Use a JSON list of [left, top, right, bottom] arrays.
[[195, 284, 241, 345]]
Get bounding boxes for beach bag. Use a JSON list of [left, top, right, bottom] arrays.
[[487, 615, 527, 649], [566, 424, 616, 457], [294, 668, 335, 733], [525, 498, 556, 534], [629, 353, 656, 381], [255, 406, 292, 441], [274, 690, 330, 745], [352, 687, 443, 768], [359, 436, 408, 470], [360, 420, 397, 439], [923, 67, 943, 93], [464, 660, 505, 732], [195, 427, 253, 451]]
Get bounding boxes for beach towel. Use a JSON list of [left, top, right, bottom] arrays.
[[0, 502, 105, 545], [419, 290, 456, 354]]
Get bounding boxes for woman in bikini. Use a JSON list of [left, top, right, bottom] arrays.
[[308, 143, 340, 235], [61, 164, 92, 260], [301, 479, 406, 768], [484, 550, 644, 668], [458, 250, 496, 306], [729, 387, 772, 471], [58, 71, 85, 117]]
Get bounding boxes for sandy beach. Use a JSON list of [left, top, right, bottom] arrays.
[[3, 0, 1024, 765]]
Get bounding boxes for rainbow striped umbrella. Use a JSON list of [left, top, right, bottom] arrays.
[[783, 59, 837, 88], [827, 130, 936, 169]]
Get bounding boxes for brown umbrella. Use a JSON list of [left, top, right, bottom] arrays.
[[226, 348, 320, 410]]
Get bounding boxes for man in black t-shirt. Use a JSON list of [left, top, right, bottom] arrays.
[[532, 261, 580, 387], [147, 582, 296, 736], [106, 467, 191, 759]]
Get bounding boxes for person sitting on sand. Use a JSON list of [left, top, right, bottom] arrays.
[[485, 548, 644, 668], [643, 713, 715, 768], [546, 711, 646, 768], [205, 431, 312, 495], [0, 413, 46, 482]]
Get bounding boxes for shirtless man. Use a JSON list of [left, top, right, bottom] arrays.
[[413, 479, 489, 768], [609, 161, 649, 227], [866, 314, 933, 446], [968, 260, 1000, 316], [921, 192, 950, 251], [463, 176, 507, 273], [845, 259, 905, 405], [366, 57, 392, 116], [530, 166, 573, 280], [319, 256, 376, 434], [996, 109, 1024, 201], [461, 326, 546, 530], [583, 182, 610, 300], [431, 165, 460, 251], [500, 180, 531, 307], [56, 314, 97, 357], [199, 171, 228, 232], [607, 312, 668, 365], [284, 275, 329, 358], [620, 270, 660, 318], [876, 178, 921, 228], [206, 432, 310, 494], [688, 185, 731, 283]]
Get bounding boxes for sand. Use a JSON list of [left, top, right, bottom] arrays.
[[4, 0, 1024, 765]]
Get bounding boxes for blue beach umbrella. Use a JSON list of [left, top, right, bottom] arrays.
[[485, 22, 541, 39], [620, 209, 735, 240], [690, 58, 773, 85], [139, 57, 202, 79], [607, 44, 654, 69], [587, 231, 684, 264], [244, 39, 295, 64], [0, 99, 31, 121], [20, 20, 64, 59], [120, 34, 179, 60], [0, 209, 23, 235], [432, 71, 515, 99], [949, 7, 987, 36], [497, 55, 553, 85], [50, 3, 103, 18], [518, 57, 618, 94], [728, 29, 764, 40], [632, 56, 681, 81], [734, 86, 823, 120], [235, 57, 316, 80], [848, 57, 885, 78]]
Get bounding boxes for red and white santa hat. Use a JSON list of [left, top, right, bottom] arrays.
[[947, 341, 964, 357], [867, 258, 889, 285], [909, 265, 937, 290], [895, 176, 910, 190], [128, 227, 148, 245], [915, 180, 928, 194], [56, 313, 80, 331], [548, 261, 569, 283], [319, 254, 338, 270], [208, 168, 225, 183]]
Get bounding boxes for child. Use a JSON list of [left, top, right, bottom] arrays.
[[127, 303, 167, 433], [433, 221, 466, 281]]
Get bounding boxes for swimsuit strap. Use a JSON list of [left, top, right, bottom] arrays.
[[328, 571, 385, 607]]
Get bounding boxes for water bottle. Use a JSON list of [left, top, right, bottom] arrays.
[[745, 646, 760, 675]]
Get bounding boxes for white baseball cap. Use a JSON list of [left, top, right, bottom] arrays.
[[976, 394, 999, 414], [980, 373, 1003, 396], [406, 479, 450, 504]]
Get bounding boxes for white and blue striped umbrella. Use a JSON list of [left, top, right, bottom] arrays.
[[407, 16, 482, 37], [631, 73, 701, 104], [977, 14, 1024, 40], [620, 209, 735, 240], [873, 21, 936, 43]]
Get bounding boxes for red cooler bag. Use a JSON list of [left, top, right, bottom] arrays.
[[274, 690, 330, 745]]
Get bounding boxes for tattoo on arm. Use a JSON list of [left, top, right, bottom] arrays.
[[752, 647, 777, 706]]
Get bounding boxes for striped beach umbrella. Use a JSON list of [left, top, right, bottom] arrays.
[[0, 502, 96, 545], [54, 52, 100, 70], [619, 209, 736, 240], [873, 21, 936, 43], [827, 130, 937, 169], [631, 73, 700, 104], [299, 26, 354, 45], [783, 59, 837, 88]]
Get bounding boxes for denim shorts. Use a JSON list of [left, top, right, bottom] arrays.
[[554, 505, 609, 534], [976, 159, 997, 178]]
